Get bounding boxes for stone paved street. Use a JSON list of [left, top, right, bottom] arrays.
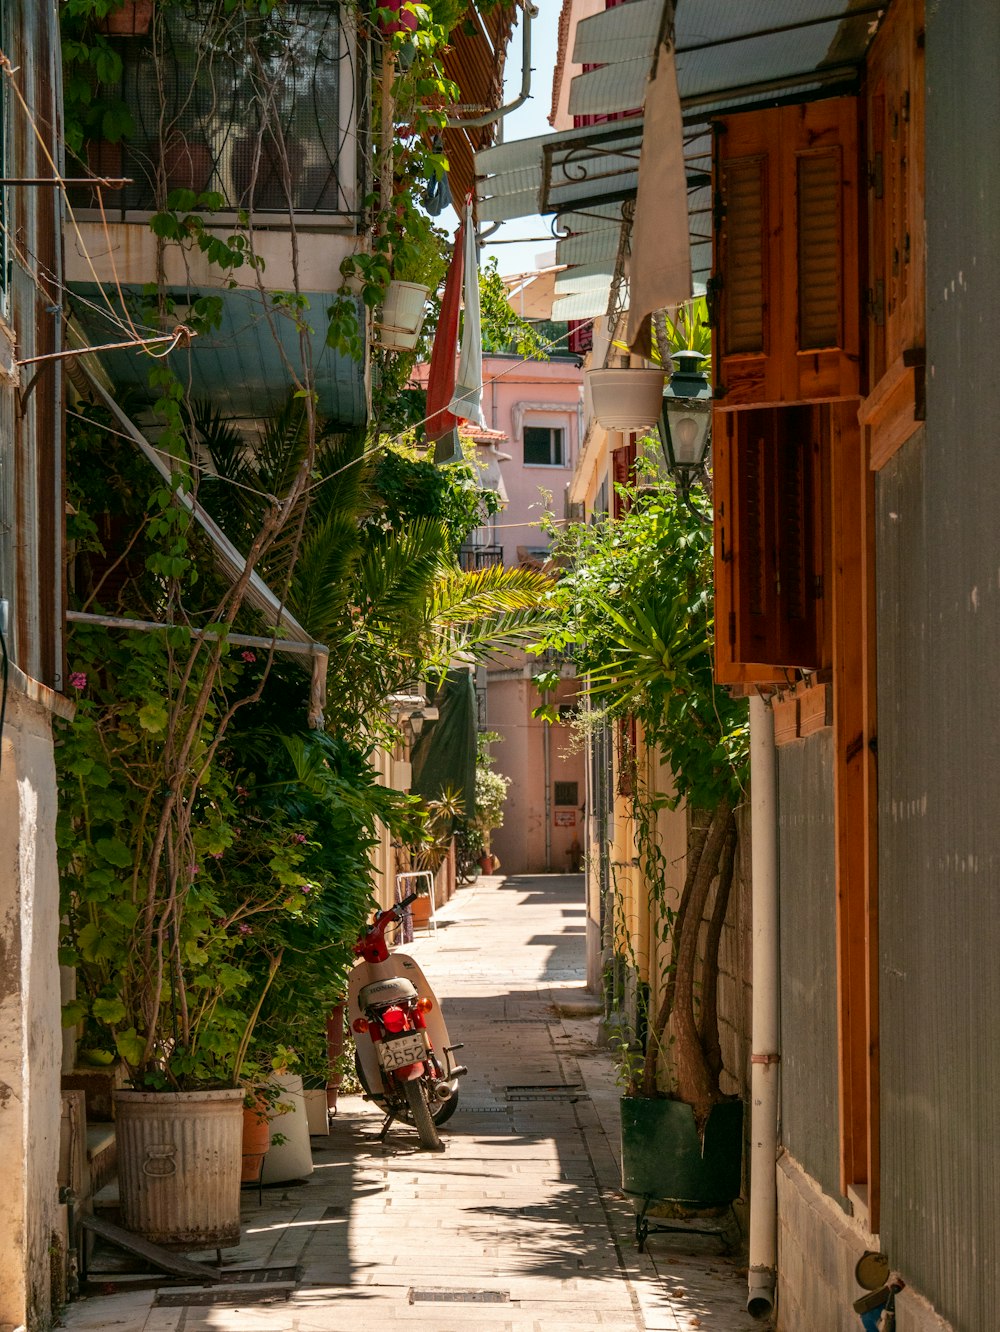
[[59, 874, 761, 1332]]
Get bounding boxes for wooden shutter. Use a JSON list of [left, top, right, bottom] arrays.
[[713, 98, 860, 409], [713, 406, 827, 680], [721, 157, 766, 356], [713, 410, 786, 687], [860, 0, 925, 471]]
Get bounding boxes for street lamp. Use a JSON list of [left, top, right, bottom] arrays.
[[658, 350, 712, 502]]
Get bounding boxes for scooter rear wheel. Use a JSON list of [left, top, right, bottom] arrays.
[[403, 1077, 444, 1151], [355, 1050, 458, 1127]]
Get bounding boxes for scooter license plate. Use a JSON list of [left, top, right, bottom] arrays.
[[378, 1031, 427, 1070]]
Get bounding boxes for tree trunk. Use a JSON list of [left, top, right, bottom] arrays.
[[672, 795, 733, 1128], [698, 811, 737, 1084], [638, 808, 711, 1097]]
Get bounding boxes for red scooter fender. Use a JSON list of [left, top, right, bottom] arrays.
[[348, 952, 454, 1099]]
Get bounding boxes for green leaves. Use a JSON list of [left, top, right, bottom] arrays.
[[535, 482, 749, 810], [94, 836, 132, 868], [137, 700, 168, 733]]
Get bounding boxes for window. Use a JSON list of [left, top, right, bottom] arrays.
[[713, 404, 828, 684], [86, 4, 348, 215], [553, 781, 578, 807], [524, 426, 564, 466]]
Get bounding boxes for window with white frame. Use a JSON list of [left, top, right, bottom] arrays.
[[524, 425, 565, 466]]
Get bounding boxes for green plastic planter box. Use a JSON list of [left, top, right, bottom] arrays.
[[620, 1096, 743, 1206]]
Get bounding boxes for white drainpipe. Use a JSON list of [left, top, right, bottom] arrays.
[[747, 694, 780, 1318]]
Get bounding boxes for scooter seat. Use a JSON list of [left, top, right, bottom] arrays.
[[358, 976, 419, 1009]]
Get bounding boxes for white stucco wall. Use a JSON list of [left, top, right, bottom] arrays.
[[0, 685, 63, 1330]]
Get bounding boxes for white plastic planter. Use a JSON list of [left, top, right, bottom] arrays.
[[375, 280, 428, 350], [260, 1074, 314, 1184], [586, 367, 666, 433]]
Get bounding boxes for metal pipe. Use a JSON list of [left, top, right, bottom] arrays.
[[543, 693, 552, 871], [66, 609, 326, 658], [445, 3, 538, 130], [747, 694, 780, 1318]]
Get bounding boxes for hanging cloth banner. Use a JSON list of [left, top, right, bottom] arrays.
[[425, 217, 465, 440], [448, 197, 486, 428]]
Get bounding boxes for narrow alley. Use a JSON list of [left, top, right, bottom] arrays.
[[60, 875, 759, 1332]]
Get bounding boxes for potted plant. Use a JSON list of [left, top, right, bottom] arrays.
[[587, 301, 713, 435], [585, 363, 666, 433], [95, 0, 154, 35], [56, 618, 324, 1247], [535, 450, 749, 1216]]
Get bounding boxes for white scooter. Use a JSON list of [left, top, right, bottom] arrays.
[[347, 890, 466, 1150]]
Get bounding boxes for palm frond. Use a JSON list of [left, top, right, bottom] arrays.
[[285, 509, 362, 641], [356, 518, 452, 626]]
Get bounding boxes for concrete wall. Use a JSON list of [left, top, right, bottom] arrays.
[[776, 1153, 955, 1332], [0, 684, 65, 1330]]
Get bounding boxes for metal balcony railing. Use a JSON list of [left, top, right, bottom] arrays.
[[458, 545, 504, 572], [75, 3, 356, 220]]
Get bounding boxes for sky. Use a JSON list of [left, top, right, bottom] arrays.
[[438, 3, 561, 280]]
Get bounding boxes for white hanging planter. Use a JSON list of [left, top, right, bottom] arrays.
[[375, 280, 429, 350], [586, 367, 666, 433]]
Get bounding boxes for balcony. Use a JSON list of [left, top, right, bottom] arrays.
[[74, 3, 358, 221], [65, 4, 366, 425], [458, 545, 504, 572]]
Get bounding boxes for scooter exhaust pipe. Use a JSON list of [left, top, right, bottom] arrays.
[[432, 1081, 455, 1103]]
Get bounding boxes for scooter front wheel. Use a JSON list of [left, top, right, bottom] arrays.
[[403, 1077, 444, 1151]]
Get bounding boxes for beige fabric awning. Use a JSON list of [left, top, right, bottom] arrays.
[[625, 44, 692, 357]]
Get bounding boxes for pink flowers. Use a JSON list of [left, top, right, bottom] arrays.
[[241, 650, 256, 664], [238, 923, 252, 936], [68, 671, 87, 690], [293, 832, 307, 844]]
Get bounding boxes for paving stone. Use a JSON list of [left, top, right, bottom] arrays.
[[58, 875, 758, 1332]]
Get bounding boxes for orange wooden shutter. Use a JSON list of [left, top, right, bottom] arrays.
[[712, 409, 786, 687], [714, 406, 826, 677], [713, 98, 861, 410]]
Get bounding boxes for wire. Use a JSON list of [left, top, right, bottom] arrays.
[[298, 320, 592, 499], [66, 408, 280, 504]]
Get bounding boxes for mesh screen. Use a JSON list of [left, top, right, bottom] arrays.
[[98, 4, 347, 213]]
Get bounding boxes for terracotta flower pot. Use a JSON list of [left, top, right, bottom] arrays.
[[241, 1103, 270, 1183], [161, 137, 214, 196], [97, 0, 153, 35]]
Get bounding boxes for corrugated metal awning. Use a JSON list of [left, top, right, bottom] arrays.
[[569, 0, 667, 116], [675, 0, 880, 118], [476, 119, 644, 223]]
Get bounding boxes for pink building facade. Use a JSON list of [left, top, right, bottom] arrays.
[[412, 351, 587, 875]]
